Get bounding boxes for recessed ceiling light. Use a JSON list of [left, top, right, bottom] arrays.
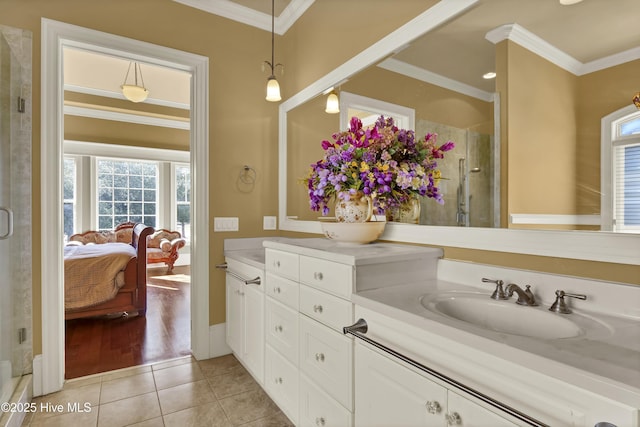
[[483, 72, 496, 79]]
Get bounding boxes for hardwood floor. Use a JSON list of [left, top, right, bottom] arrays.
[[64, 265, 191, 379]]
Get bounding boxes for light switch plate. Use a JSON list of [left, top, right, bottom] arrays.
[[214, 217, 239, 232], [263, 216, 277, 230]]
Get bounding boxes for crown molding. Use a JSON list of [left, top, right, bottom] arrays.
[[486, 23, 640, 76], [172, 0, 315, 35], [377, 57, 495, 102], [64, 83, 190, 110], [486, 23, 583, 75], [64, 103, 190, 130]]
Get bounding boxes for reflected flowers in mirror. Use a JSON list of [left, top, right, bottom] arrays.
[[305, 116, 455, 216]]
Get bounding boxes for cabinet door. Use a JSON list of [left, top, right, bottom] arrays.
[[265, 345, 299, 425], [243, 283, 264, 385], [226, 276, 243, 356], [447, 392, 517, 427], [355, 343, 447, 427]]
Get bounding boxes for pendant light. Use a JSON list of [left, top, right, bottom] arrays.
[[121, 62, 149, 103], [263, 0, 283, 102], [634, 92, 640, 110], [325, 90, 340, 114]]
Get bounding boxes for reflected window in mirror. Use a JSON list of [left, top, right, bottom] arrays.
[[610, 110, 640, 233]]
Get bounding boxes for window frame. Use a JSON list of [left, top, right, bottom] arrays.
[[64, 140, 190, 235], [601, 106, 640, 233]]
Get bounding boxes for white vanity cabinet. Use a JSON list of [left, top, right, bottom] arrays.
[[355, 343, 517, 427], [223, 258, 265, 385], [263, 240, 443, 427], [265, 249, 301, 424]]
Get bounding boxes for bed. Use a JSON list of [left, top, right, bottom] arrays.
[[64, 223, 153, 320]]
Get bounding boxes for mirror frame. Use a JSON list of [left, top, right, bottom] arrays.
[[278, 0, 640, 266]]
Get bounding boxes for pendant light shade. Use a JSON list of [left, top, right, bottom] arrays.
[[325, 91, 340, 114], [121, 62, 149, 103], [266, 76, 281, 102]]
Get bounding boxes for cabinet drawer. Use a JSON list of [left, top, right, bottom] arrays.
[[265, 249, 299, 281], [300, 284, 353, 332], [265, 298, 298, 365], [299, 374, 353, 427], [300, 256, 353, 299], [265, 345, 298, 425], [299, 315, 353, 411], [265, 272, 299, 310]]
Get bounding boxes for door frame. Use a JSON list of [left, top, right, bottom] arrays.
[[41, 18, 210, 395]]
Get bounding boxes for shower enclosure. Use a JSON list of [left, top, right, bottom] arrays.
[[416, 119, 496, 227], [0, 24, 32, 412]]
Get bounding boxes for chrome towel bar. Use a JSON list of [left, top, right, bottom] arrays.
[[215, 262, 261, 285], [343, 318, 549, 427]]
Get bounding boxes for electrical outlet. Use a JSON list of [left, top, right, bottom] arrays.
[[214, 217, 239, 232], [263, 216, 277, 230]]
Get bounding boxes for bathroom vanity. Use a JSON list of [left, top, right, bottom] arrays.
[[224, 238, 640, 427]]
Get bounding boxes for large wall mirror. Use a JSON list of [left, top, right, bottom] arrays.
[[279, 0, 640, 265]]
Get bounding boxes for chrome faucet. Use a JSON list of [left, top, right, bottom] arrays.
[[505, 283, 538, 306], [481, 278, 508, 300]]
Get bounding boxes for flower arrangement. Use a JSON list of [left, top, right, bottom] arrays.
[[305, 115, 455, 216]]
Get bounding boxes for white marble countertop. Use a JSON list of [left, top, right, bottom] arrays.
[[263, 238, 443, 265], [353, 278, 640, 407]]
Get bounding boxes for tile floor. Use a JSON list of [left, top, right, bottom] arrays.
[[22, 355, 294, 427]]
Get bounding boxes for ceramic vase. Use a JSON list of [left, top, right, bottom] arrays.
[[386, 197, 421, 224], [335, 192, 373, 223]]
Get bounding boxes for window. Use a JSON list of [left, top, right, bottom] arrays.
[[613, 115, 640, 232], [175, 164, 191, 241], [63, 158, 77, 240], [97, 159, 158, 230], [63, 141, 190, 237], [604, 110, 640, 233]]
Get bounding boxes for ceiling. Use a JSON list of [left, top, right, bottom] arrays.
[[64, 0, 640, 108]]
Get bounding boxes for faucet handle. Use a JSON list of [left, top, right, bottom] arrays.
[[549, 290, 587, 314], [481, 278, 508, 300]]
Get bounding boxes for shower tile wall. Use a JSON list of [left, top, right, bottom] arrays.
[[416, 119, 493, 227], [0, 24, 33, 386]]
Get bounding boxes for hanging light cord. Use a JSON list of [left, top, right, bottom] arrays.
[[122, 62, 146, 88], [263, 0, 282, 77]]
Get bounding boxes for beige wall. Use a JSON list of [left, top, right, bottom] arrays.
[[1, 0, 443, 355]]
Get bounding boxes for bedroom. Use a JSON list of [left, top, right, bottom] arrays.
[[62, 48, 193, 377]]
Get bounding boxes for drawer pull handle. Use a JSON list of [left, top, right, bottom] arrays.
[[313, 304, 323, 313], [315, 353, 325, 362], [314, 272, 324, 281], [315, 417, 326, 426], [275, 377, 283, 384], [425, 401, 442, 414], [446, 412, 462, 425], [275, 325, 283, 333]]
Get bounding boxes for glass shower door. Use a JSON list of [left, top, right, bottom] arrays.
[[0, 24, 32, 406]]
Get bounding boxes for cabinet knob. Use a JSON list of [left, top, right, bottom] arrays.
[[425, 400, 442, 414], [315, 417, 326, 426], [446, 412, 462, 425], [274, 287, 281, 294], [314, 272, 324, 281], [275, 325, 283, 333], [275, 260, 280, 268], [275, 377, 283, 384], [315, 353, 325, 362], [313, 304, 324, 313]]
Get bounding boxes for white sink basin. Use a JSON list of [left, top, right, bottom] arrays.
[[420, 292, 583, 339]]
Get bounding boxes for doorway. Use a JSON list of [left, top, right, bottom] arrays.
[[41, 19, 210, 395]]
